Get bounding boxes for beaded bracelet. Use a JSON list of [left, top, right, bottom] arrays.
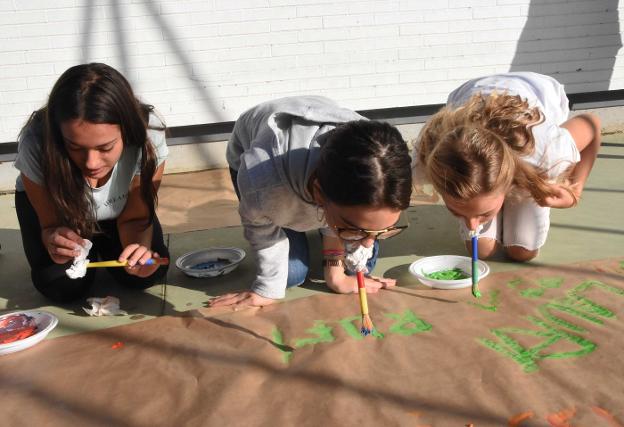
[[322, 259, 345, 268]]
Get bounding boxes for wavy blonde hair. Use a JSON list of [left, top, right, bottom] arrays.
[[416, 92, 575, 205]]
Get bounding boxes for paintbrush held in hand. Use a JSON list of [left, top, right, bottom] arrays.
[[344, 243, 375, 336], [87, 258, 170, 268]]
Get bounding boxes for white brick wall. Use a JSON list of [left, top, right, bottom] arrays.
[[1, 0, 623, 142]]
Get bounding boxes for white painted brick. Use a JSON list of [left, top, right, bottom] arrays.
[[401, 22, 449, 35], [27, 75, 57, 90], [374, 82, 427, 97], [298, 28, 349, 42], [0, 77, 27, 92], [350, 73, 399, 87], [374, 10, 424, 25], [296, 3, 349, 17], [191, 10, 243, 25], [215, 0, 269, 10], [375, 58, 425, 73], [473, 5, 523, 18], [271, 17, 322, 31], [15, 0, 75, 9], [160, 2, 215, 14], [424, 8, 472, 22], [473, 28, 524, 43], [423, 32, 472, 46], [19, 22, 79, 37], [324, 62, 376, 77], [247, 79, 299, 95], [218, 21, 270, 36], [299, 76, 349, 91], [350, 49, 398, 63], [242, 6, 296, 20], [0, 51, 24, 65], [323, 14, 375, 29], [0, 10, 47, 25], [0, 63, 55, 79], [26, 49, 79, 64], [400, 0, 449, 11], [450, 0, 496, 7], [400, 69, 449, 83], [271, 41, 323, 56], [348, 1, 400, 14], [2, 89, 49, 103], [0, 0, 15, 11], [215, 45, 272, 61]]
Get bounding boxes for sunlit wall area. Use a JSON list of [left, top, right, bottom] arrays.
[[1, 0, 623, 143]]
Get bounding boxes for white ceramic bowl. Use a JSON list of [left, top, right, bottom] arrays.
[[408, 255, 490, 289], [176, 247, 246, 278], [0, 310, 59, 356]]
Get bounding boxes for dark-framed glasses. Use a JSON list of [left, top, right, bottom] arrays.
[[334, 224, 408, 242]]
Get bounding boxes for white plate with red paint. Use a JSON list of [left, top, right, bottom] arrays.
[[0, 310, 58, 356]]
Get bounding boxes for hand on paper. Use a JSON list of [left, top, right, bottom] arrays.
[[119, 244, 161, 277], [42, 226, 86, 264], [209, 290, 277, 308]]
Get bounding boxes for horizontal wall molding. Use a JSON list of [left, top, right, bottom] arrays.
[[2, 89, 624, 162]]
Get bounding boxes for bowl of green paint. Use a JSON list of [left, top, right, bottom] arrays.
[[408, 255, 490, 289], [176, 247, 246, 278]]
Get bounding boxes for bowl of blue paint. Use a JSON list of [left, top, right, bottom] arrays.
[[176, 247, 246, 278]]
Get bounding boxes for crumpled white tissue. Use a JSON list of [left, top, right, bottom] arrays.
[[83, 296, 127, 317], [344, 242, 373, 273], [66, 239, 93, 279]]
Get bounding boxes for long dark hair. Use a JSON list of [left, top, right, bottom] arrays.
[[19, 63, 160, 238], [315, 120, 412, 210]]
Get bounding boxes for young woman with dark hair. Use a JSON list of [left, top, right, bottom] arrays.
[[210, 96, 412, 308], [14, 63, 170, 302]]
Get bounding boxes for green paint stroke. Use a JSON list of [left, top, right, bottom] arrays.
[[294, 321, 335, 348], [338, 316, 384, 340], [510, 277, 564, 299], [385, 310, 432, 336], [478, 315, 597, 373], [507, 278, 523, 289], [620, 260, 624, 270], [467, 289, 500, 312], [538, 277, 564, 289], [272, 327, 294, 365], [568, 280, 624, 319]]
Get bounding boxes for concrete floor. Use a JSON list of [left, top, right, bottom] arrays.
[[0, 134, 622, 339]]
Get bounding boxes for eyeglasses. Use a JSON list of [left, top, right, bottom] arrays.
[[333, 224, 408, 242]]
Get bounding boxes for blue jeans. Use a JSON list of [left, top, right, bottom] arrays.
[[230, 168, 380, 288]]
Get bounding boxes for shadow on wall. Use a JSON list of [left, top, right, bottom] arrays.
[[80, 0, 226, 165], [510, 0, 622, 92]]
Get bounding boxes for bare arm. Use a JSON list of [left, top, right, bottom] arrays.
[[21, 174, 84, 263], [561, 113, 601, 199], [116, 162, 165, 275]]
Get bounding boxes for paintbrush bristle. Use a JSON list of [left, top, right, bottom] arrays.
[[360, 314, 375, 336]]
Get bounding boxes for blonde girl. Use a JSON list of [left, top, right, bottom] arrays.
[[416, 72, 601, 261]]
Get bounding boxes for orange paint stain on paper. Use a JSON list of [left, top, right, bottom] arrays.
[[509, 412, 534, 427], [592, 407, 624, 427], [111, 341, 124, 349], [546, 407, 576, 427]]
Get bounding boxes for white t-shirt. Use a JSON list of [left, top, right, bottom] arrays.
[[446, 72, 580, 179], [14, 112, 168, 221]]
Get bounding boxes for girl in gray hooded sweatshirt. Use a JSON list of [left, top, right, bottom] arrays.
[[210, 96, 412, 308]]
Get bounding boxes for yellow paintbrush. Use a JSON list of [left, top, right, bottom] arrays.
[[87, 258, 169, 268]]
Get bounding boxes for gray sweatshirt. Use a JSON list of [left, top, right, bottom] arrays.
[[226, 96, 365, 299]]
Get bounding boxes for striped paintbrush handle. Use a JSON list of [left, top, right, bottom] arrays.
[[356, 271, 369, 315], [87, 258, 169, 268]]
